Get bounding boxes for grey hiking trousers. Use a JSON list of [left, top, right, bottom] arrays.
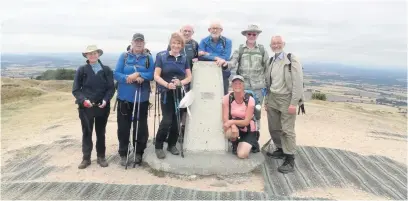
[[266, 92, 297, 155]]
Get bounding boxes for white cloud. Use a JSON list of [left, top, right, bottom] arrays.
[[0, 0, 406, 68]]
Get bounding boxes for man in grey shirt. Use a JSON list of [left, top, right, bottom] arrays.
[[264, 35, 305, 174]]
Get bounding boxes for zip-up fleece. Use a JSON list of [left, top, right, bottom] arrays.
[[72, 60, 115, 105]]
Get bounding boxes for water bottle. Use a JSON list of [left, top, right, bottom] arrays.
[[254, 104, 262, 120]]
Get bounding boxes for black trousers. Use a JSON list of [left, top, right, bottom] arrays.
[[117, 99, 149, 157], [78, 105, 110, 160], [155, 89, 185, 149]]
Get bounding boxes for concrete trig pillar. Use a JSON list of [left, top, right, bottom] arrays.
[[184, 61, 228, 153], [143, 61, 264, 176]]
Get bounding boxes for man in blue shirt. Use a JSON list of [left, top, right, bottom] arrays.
[[114, 33, 155, 166], [198, 22, 232, 95]]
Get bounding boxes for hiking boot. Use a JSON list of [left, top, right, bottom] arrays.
[[266, 148, 284, 159], [278, 154, 295, 174], [155, 149, 166, 159], [134, 154, 143, 164], [231, 141, 238, 155], [120, 156, 128, 166], [78, 159, 91, 169], [167, 146, 180, 155], [97, 157, 108, 167]]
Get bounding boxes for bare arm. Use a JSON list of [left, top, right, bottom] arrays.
[[181, 69, 192, 85], [222, 95, 230, 123], [153, 68, 169, 88], [223, 49, 239, 76]]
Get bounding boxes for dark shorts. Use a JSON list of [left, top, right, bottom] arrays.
[[238, 130, 258, 148]]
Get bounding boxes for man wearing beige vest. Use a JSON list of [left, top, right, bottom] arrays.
[[264, 35, 305, 174]]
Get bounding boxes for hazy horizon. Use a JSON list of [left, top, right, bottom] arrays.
[[1, 0, 407, 69]]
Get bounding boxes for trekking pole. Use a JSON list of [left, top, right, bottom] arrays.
[[113, 82, 118, 112], [125, 86, 139, 170], [113, 98, 118, 112], [153, 85, 158, 145], [172, 78, 184, 158], [133, 83, 142, 168]]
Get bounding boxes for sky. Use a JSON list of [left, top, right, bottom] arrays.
[[0, 0, 407, 68]]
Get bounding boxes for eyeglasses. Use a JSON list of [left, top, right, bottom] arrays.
[[247, 33, 257, 36]]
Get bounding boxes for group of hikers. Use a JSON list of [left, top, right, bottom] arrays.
[[72, 22, 305, 174]]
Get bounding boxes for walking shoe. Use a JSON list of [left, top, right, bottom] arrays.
[[251, 142, 260, 153], [134, 154, 143, 164], [278, 154, 295, 174], [97, 157, 108, 167], [120, 156, 128, 166], [78, 159, 91, 169], [266, 148, 284, 159], [231, 141, 238, 155], [155, 149, 166, 159], [167, 146, 180, 155]]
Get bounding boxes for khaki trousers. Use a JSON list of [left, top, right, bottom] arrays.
[[266, 92, 297, 155]]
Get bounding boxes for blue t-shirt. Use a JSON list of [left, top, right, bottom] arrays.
[[155, 51, 190, 84]]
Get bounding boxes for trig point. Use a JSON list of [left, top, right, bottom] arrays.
[[144, 61, 265, 176]]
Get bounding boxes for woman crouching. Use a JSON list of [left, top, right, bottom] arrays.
[[222, 75, 257, 159]]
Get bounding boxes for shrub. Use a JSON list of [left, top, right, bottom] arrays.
[[312, 92, 327, 101], [36, 68, 76, 80]]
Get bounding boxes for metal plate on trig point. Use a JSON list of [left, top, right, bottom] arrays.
[[201, 92, 215, 100]]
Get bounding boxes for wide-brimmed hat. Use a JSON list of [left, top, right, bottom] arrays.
[[241, 24, 262, 36], [82, 45, 103, 58]]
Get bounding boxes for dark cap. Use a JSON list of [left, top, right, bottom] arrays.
[[132, 33, 145, 41]]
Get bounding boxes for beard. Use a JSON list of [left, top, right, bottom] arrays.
[[273, 48, 283, 53]]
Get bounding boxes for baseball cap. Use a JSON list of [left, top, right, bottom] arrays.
[[231, 75, 244, 82], [132, 33, 145, 41]]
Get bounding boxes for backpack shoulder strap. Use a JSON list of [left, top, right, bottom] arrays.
[[268, 57, 274, 66], [258, 44, 265, 66], [101, 65, 111, 79], [144, 50, 151, 69], [78, 65, 86, 82], [258, 44, 265, 55], [221, 36, 226, 49], [192, 40, 198, 54], [123, 52, 129, 66], [287, 53, 292, 72], [243, 92, 251, 107], [237, 44, 245, 74], [228, 92, 234, 120]]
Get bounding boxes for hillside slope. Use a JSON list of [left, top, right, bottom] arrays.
[[1, 78, 406, 200]]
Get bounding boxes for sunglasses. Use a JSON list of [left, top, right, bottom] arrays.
[[247, 33, 257, 36]]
